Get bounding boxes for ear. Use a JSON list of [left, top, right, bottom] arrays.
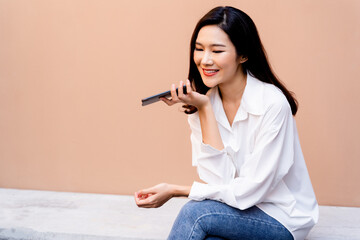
[[237, 55, 248, 64]]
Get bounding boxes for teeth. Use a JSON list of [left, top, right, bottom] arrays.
[[204, 70, 218, 73]]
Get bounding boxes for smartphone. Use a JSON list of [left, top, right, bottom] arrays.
[[141, 85, 187, 106]]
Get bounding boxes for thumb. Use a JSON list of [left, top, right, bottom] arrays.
[[138, 187, 155, 195]]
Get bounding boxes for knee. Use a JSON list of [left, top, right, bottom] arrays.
[[177, 200, 206, 221], [178, 200, 199, 217], [178, 199, 217, 222], [168, 200, 207, 239]]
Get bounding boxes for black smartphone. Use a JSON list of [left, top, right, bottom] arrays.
[[141, 85, 187, 106]]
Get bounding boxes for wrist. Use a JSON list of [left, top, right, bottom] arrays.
[[169, 184, 191, 197], [198, 100, 211, 112]]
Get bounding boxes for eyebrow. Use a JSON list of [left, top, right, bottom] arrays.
[[195, 42, 226, 47]]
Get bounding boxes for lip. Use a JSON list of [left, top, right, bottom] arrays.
[[202, 68, 219, 77]]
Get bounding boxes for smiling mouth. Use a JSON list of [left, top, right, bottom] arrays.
[[202, 68, 219, 76]]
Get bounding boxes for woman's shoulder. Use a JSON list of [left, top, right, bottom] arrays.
[[244, 74, 291, 116], [262, 81, 290, 112], [257, 81, 292, 120]]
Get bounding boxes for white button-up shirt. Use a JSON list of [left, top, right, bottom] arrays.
[[187, 71, 319, 240]]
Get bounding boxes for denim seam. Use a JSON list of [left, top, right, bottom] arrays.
[[211, 211, 282, 227], [187, 212, 285, 240]]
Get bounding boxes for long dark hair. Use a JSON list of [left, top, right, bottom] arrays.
[[183, 6, 298, 116]]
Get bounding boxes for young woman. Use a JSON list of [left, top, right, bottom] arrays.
[[134, 6, 318, 240]]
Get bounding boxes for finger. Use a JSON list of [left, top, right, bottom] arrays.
[[138, 192, 149, 199], [136, 198, 148, 207], [138, 203, 153, 208], [134, 192, 142, 206], [160, 97, 173, 106], [137, 194, 156, 207], [178, 80, 184, 99], [186, 79, 192, 94], [138, 187, 154, 195], [134, 192, 138, 202], [170, 84, 179, 102], [135, 191, 143, 199], [140, 194, 149, 200]]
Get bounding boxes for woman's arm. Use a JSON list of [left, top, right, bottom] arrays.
[[135, 80, 224, 208], [198, 102, 224, 151], [161, 79, 224, 151], [135, 183, 191, 208], [170, 184, 192, 197]]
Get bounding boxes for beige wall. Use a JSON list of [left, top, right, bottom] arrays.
[[0, 0, 359, 207]]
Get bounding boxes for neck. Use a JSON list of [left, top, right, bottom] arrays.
[[218, 69, 247, 104]]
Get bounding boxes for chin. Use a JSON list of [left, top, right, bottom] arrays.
[[202, 80, 216, 88], [202, 78, 220, 89], [205, 83, 218, 89]]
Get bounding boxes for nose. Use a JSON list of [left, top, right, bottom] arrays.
[[201, 51, 213, 66]]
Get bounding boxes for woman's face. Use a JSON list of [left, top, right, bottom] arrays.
[[193, 25, 244, 88]]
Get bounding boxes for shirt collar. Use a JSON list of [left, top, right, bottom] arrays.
[[210, 70, 265, 130], [239, 70, 265, 116]]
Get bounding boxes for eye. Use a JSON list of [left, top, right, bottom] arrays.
[[194, 48, 203, 51], [213, 50, 224, 53]]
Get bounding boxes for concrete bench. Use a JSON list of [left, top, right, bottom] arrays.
[[0, 188, 359, 240]]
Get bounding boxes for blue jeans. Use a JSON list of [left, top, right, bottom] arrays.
[[167, 199, 293, 240]]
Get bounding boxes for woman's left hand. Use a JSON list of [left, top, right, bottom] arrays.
[[134, 183, 174, 208], [160, 79, 210, 110]]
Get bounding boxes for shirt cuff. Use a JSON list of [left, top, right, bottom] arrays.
[[188, 181, 207, 201], [200, 141, 226, 155], [188, 181, 230, 206]]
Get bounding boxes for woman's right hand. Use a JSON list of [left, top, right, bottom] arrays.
[[160, 79, 210, 110], [134, 183, 174, 208]]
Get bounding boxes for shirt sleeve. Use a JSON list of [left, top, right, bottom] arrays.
[[188, 99, 295, 210], [187, 112, 237, 185]]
